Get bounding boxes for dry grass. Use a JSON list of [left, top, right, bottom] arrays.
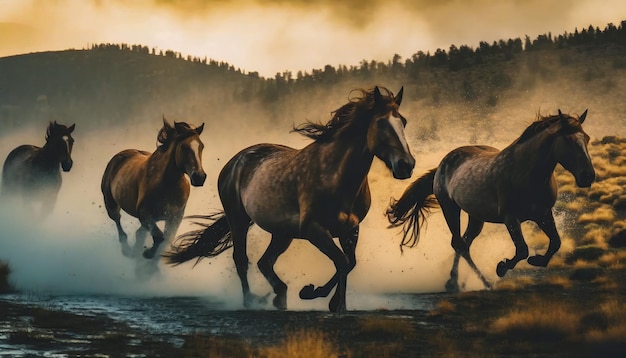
[[541, 275, 573, 289], [581, 226, 611, 248], [583, 299, 626, 352], [357, 316, 414, 338], [490, 301, 579, 341], [261, 329, 339, 358], [598, 250, 626, 268], [578, 205, 616, 225], [429, 299, 456, 316], [495, 276, 535, 291]]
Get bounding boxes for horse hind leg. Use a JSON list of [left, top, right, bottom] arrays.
[[258, 235, 293, 310], [103, 195, 131, 256], [446, 216, 486, 293], [132, 225, 149, 258]]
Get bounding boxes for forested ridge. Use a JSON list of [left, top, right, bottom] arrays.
[[1, 20, 625, 133]]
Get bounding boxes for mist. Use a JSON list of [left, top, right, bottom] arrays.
[[2, 0, 626, 77], [0, 82, 579, 311]]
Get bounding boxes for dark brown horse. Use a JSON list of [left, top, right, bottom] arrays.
[[166, 87, 415, 312], [1, 121, 75, 218], [101, 117, 206, 261], [387, 110, 595, 292]]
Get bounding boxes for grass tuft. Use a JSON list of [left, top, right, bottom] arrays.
[[261, 329, 339, 358]]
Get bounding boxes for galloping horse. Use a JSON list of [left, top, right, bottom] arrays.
[[101, 117, 206, 261], [1, 121, 75, 218], [387, 110, 595, 292], [166, 87, 415, 312]]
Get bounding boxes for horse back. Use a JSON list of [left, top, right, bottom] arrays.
[[1, 145, 49, 191], [436, 145, 558, 222], [101, 149, 151, 216]]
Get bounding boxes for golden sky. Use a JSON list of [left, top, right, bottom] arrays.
[[1, 0, 626, 77]]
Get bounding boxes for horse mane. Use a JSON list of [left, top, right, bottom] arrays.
[[292, 87, 397, 142], [157, 121, 198, 151], [516, 112, 583, 145]]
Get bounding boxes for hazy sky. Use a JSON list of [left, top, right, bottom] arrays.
[[1, 0, 626, 77]]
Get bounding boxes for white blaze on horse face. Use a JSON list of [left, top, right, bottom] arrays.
[[62, 135, 72, 154], [388, 114, 410, 154], [188, 137, 203, 168]]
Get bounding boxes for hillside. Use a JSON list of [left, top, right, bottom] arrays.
[[1, 21, 626, 138]]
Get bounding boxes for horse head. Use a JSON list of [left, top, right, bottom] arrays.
[[368, 86, 415, 179], [46, 121, 75, 172], [553, 109, 595, 187], [162, 117, 207, 187]]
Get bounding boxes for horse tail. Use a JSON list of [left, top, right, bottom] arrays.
[[164, 212, 241, 266], [386, 168, 439, 251]]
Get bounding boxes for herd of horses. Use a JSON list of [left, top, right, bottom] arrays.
[[0, 86, 595, 312]]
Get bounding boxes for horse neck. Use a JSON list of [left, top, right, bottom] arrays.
[[324, 123, 374, 192], [36, 142, 62, 170], [149, 142, 185, 182], [502, 132, 557, 183]]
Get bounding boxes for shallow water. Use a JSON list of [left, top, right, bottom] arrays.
[[0, 290, 441, 355]]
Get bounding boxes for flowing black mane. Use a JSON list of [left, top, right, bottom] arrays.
[[292, 87, 397, 142], [516, 112, 583, 145]]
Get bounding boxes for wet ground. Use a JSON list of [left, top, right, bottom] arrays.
[[1, 266, 625, 357], [0, 290, 441, 357]]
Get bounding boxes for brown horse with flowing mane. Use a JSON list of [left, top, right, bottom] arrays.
[[1, 121, 75, 218], [165, 87, 415, 312], [387, 110, 595, 292], [101, 117, 206, 262]]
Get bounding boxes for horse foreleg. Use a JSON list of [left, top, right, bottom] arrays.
[[258, 235, 293, 310], [304, 222, 349, 312], [528, 212, 561, 267], [300, 226, 359, 300], [497, 218, 529, 277], [141, 217, 165, 259]]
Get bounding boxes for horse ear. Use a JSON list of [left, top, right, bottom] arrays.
[[579, 109, 588, 124], [395, 86, 404, 106], [373, 86, 384, 106], [162, 115, 173, 131], [196, 123, 205, 135], [68, 124, 76, 133]]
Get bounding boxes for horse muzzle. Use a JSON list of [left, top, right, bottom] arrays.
[[391, 156, 415, 180], [190, 171, 207, 187], [575, 169, 595, 188], [61, 160, 73, 172]]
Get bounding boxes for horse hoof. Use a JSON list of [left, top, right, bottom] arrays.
[[273, 295, 287, 310], [329, 298, 345, 313], [496, 261, 508, 277], [527, 255, 548, 267], [121, 246, 132, 257], [445, 279, 459, 294], [299, 284, 316, 300]]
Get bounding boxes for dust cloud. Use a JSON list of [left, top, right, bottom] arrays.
[[0, 85, 508, 311], [1, 67, 623, 310]]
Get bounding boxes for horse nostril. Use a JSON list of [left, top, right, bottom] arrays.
[[191, 172, 207, 186]]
